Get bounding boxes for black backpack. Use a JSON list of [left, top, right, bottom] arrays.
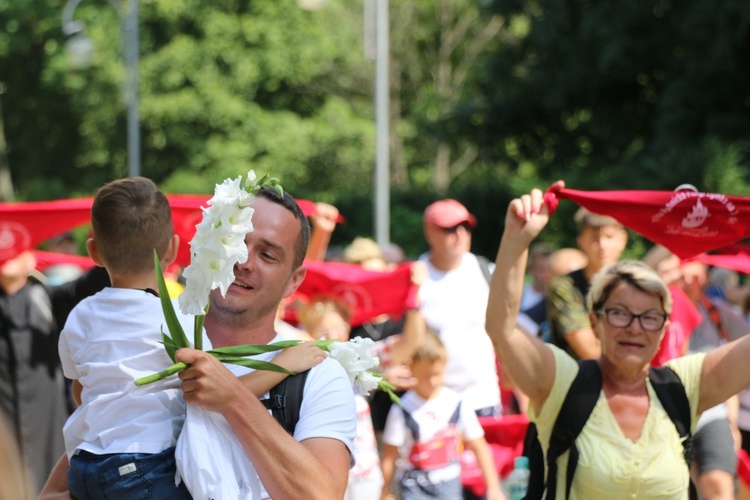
[[261, 370, 310, 435], [523, 359, 694, 499]]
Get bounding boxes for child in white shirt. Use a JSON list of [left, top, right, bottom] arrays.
[[60, 177, 324, 499]]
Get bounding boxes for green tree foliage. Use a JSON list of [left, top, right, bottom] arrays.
[[464, 0, 750, 194], [1, 0, 376, 200], [4, 0, 750, 257], [389, 0, 504, 192]]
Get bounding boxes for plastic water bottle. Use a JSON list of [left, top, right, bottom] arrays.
[[506, 456, 530, 500]]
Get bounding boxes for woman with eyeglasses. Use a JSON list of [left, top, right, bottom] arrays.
[[485, 181, 750, 498]]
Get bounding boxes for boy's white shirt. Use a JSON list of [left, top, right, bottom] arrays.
[[382, 386, 484, 470], [58, 288, 209, 458]]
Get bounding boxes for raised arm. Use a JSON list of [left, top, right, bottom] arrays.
[[699, 334, 750, 413], [305, 202, 339, 261], [384, 262, 428, 365], [485, 185, 557, 413]]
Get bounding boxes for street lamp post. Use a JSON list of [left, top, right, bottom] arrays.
[[62, 0, 141, 178], [373, 0, 390, 248]]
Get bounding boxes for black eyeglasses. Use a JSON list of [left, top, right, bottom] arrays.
[[596, 307, 667, 332], [441, 223, 472, 234]]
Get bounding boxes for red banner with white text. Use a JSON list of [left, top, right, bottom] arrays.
[[545, 183, 750, 259]]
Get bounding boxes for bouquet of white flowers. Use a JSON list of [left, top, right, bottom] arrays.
[[135, 171, 397, 402]]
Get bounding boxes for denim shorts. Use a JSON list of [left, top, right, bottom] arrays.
[[68, 446, 192, 500]]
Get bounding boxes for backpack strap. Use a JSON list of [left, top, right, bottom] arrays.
[[649, 366, 694, 465], [650, 365, 697, 500], [402, 408, 421, 440], [262, 369, 310, 436], [448, 402, 461, 425], [402, 401, 462, 440], [546, 359, 602, 499], [476, 255, 493, 285]]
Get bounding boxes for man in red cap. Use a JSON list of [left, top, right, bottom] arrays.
[[417, 199, 501, 416]]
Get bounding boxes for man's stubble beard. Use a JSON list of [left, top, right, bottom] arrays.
[[209, 283, 287, 331]]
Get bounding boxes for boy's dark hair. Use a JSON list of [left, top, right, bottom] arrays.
[[256, 188, 310, 269], [411, 330, 447, 365], [91, 177, 173, 275]]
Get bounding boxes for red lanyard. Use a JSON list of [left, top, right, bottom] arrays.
[[699, 295, 729, 342]]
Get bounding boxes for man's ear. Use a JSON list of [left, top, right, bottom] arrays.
[[284, 265, 307, 299], [85, 238, 105, 267]]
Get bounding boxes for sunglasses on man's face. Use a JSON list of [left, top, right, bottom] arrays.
[[441, 223, 472, 234]]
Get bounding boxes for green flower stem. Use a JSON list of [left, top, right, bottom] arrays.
[[194, 313, 205, 351], [154, 250, 190, 360], [135, 362, 188, 387]]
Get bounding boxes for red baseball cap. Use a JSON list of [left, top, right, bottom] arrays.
[[423, 199, 477, 229]]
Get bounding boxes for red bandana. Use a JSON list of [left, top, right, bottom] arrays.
[[285, 260, 418, 327], [694, 252, 750, 275], [0, 196, 323, 266], [544, 183, 750, 259]]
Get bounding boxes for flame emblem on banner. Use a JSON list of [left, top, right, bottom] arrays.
[[682, 198, 709, 229]]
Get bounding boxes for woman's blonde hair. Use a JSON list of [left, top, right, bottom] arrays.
[[587, 259, 672, 315]]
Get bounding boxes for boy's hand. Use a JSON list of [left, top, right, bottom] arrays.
[[274, 341, 327, 374]]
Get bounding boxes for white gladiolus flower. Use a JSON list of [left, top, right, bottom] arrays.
[[209, 176, 243, 206], [328, 338, 381, 396], [354, 370, 381, 396], [178, 170, 264, 316]]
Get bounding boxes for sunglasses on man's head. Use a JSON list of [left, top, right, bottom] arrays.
[[441, 223, 472, 234]]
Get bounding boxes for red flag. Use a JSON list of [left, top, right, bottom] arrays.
[[651, 285, 702, 367], [286, 260, 417, 327], [695, 252, 750, 275], [545, 183, 750, 259], [0, 198, 93, 264], [32, 250, 96, 273], [0, 195, 329, 267]]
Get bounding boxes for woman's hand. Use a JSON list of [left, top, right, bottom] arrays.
[[503, 180, 562, 243]]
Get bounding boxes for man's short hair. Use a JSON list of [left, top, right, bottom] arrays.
[[574, 207, 622, 233], [91, 177, 173, 275], [529, 242, 554, 261], [256, 188, 310, 269]]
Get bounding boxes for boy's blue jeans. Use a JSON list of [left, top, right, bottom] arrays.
[[68, 446, 191, 499]]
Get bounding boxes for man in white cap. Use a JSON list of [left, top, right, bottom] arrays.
[[418, 199, 501, 416]]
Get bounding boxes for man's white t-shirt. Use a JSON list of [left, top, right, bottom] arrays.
[[418, 252, 500, 411], [211, 335, 358, 499], [59, 287, 203, 458]]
